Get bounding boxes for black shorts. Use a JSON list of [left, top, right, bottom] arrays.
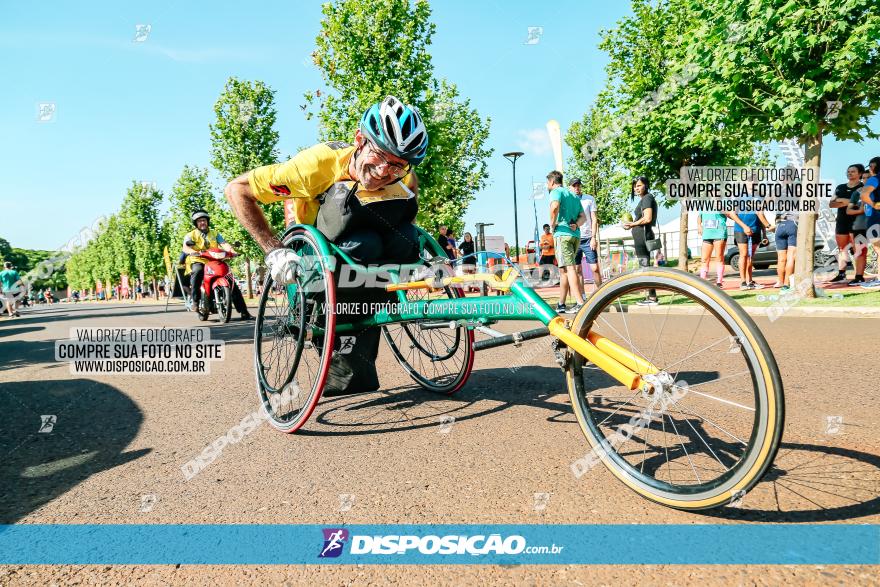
[[733, 232, 758, 245], [702, 238, 724, 244], [836, 219, 855, 235]]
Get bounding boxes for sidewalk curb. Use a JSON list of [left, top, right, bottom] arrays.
[[606, 304, 880, 319]]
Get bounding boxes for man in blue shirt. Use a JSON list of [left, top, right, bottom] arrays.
[[547, 170, 586, 313], [859, 157, 880, 288], [730, 211, 771, 290]]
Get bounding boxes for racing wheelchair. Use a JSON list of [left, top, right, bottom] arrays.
[[253, 224, 784, 510]]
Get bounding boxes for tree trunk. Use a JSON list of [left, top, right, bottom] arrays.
[[678, 207, 689, 271], [151, 277, 158, 300], [794, 134, 822, 298], [245, 259, 253, 299]]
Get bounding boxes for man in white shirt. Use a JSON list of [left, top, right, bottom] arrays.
[[570, 178, 602, 287]]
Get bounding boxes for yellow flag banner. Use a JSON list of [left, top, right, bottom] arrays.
[[163, 246, 172, 278]]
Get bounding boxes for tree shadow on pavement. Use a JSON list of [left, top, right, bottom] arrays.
[[0, 378, 149, 524], [0, 326, 45, 339], [2, 306, 183, 328], [0, 339, 58, 372], [698, 442, 880, 523]]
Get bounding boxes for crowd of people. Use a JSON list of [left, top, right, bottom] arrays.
[[433, 156, 880, 311]]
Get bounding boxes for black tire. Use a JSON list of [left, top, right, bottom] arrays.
[[215, 285, 232, 323], [254, 228, 336, 433], [565, 267, 784, 510], [729, 253, 740, 272], [382, 285, 474, 394]]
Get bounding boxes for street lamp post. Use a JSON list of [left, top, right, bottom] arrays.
[[503, 151, 524, 263]]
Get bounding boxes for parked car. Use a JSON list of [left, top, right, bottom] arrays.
[[724, 237, 828, 272]]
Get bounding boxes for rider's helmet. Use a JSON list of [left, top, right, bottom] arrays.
[[191, 209, 210, 228], [359, 95, 429, 166]]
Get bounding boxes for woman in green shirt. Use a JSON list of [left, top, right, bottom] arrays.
[[698, 211, 729, 287]]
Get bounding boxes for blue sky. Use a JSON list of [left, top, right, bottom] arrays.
[[2, 0, 878, 250]]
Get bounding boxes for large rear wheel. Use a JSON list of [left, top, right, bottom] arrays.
[[382, 285, 474, 394], [254, 229, 336, 433]]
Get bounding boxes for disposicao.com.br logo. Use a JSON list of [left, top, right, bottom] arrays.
[[319, 529, 563, 557]]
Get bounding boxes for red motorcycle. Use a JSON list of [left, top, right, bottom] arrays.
[[192, 248, 238, 323]]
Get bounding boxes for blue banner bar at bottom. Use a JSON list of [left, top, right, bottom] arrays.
[[0, 524, 877, 565]]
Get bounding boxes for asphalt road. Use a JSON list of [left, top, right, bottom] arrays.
[[1, 301, 878, 585]]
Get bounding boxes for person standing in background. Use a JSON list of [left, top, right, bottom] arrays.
[[570, 178, 602, 290], [538, 223, 556, 284], [623, 176, 659, 305], [846, 168, 870, 285], [858, 157, 880, 288], [0, 262, 22, 318], [730, 211, 772, 290], [436, 226, 450, 258], [828, 164, 865, 283], [458, 232, 477, 292], [446, 230, 458, 260], [698, 210, 729, 287], [547, 170, 586, 313]]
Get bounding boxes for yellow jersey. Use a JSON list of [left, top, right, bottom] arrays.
[[247, 142, 417, 226]]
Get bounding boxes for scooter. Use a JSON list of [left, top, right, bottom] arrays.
[[192, 248, 238, 323]]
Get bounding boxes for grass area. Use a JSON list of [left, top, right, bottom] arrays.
[[728, 287, 880, 307], [544, 284, 880, 308]]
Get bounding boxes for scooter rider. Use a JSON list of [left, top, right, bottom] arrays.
[[182, 210, 253, 320]]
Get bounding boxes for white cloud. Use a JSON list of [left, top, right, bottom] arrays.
[[516, 128, 552, 156]]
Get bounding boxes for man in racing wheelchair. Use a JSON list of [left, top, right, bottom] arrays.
[[225, 95, 430, 395]]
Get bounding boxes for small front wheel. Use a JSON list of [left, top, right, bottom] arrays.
[[215, 285, 232, 323], [565, 267, 784, 510]]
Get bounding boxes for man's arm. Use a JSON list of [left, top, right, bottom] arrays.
[[181, 234, 198, 256], [590, 202, 599, 246], [225, 173, 282, 253], [860, 182, 877, 209], [549, 200, 559, 230]]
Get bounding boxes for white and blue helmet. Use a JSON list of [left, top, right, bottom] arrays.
[[359, 95, 429, 166]]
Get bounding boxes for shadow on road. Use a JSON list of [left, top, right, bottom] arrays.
[[698, 442, 880, 523], [303, 366, 569, 436], [0, 305, 184, 328], [0, 339, 57, 372], [0, 378, 149, 524], [0, 326, 45, 339]]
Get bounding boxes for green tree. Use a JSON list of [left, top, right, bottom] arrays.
[[585, 0, 765, 269], [686, 0, 880, 295], [120, 181, 165, 298], [565, 102, 630, 227], [210, 77, 283, 296], [305, 0, 492, 234], [168, 166, 218, 252]]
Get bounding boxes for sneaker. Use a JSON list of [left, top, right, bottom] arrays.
[[637, 298, 659, 306], [771, 282, 782, 288], [740, 282, 750, 290], [716, 280, 724, 288], [749, 281, 764, 290], [848, 276, 865, 286], [859, 279, 880, 289], [239, 312, 255, 321], [555, 303, 567, 313], [828, 273, 846, 283], [779, 285, 792, 294], [565, 303, 583, 314]]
